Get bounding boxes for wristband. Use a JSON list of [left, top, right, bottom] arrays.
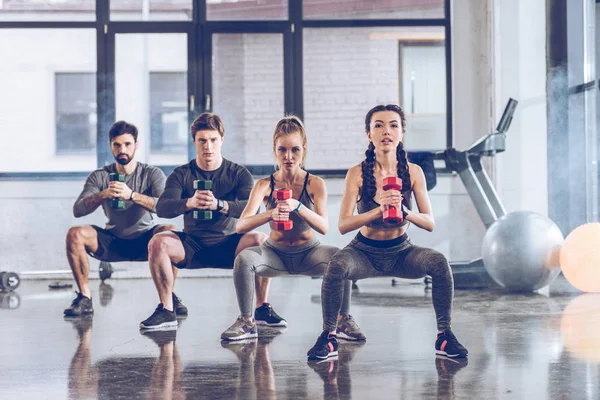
[[130, 191, 135, 201], [402, 204, 408, 219], [294, 202, 303, 213], [216, 199, 224, 211]]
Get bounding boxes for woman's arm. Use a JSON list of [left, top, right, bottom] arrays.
[[405, 163, 435, 232], [338, 166, 383, 235], [236, 179, 274, 234]]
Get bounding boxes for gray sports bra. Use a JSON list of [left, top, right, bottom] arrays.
[[266, 172, 315, 233]]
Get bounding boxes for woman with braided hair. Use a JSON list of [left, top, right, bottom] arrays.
[[307, 104, 468, 360]]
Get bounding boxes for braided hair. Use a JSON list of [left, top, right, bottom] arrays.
[[361, 105, 411, 202]]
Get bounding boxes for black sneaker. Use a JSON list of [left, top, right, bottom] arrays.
[[254, 303, 287, 327], [64, 292, 94, 317], [435, 330, 468, 358], [141, 328, 177, 347], [172, 292, 188, 316], [307, 330, 338, 361], [139, 303, 178, 330]]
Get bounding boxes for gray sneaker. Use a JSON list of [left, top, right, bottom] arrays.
[[336, 315, 366, 341], [221, 317, 258, 341]]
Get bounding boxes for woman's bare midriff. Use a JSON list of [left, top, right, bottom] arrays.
[[360, 225, 407, 241], [269, 229, 315, 247]]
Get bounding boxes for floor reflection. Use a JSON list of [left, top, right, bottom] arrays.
[[4, 276, 600, 399]]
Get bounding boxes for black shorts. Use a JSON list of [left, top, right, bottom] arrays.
[[89, 225, 158, 262], [172, 231, 243, 269]]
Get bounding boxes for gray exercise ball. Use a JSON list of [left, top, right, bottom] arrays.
[[482, 211, 563, 292]]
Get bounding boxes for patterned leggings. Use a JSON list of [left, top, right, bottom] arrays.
[[321, 232, 454, 332]]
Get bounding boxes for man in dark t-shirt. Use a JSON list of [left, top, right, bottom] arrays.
[[140, 113, 285, 330], [64, 121, 179, 317]]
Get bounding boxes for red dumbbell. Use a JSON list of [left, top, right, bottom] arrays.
[[273, 188, 293, 231], [382, 176, 403, 224]]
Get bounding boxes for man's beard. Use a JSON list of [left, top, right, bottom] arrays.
[[115, 153, 132, 165]]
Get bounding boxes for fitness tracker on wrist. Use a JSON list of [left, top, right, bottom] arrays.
[[130, 191, 135, 201], [216, 199, 224, 211]]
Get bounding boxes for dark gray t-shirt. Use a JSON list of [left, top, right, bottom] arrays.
[[73, 162, 166, 239], [156, 158, 253, 247]]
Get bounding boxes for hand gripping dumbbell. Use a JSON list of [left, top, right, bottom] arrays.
[[382, 176, 403, 224], [193, 180, 213, 220], [273, 188, 293, 231], [109, 173, 126, 209]]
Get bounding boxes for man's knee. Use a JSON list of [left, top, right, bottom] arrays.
[[148, 234, 170, 259], [66, 226, 89, 248]]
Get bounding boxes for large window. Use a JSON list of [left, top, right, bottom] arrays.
[[55, 73, 97, 155], [212, 33, 285, 165], [0, 1, 450, 175], [150, 72, 188, 155], [0, 29, 97, 173], [303, 27, 447, 169], [115, 33, 189, 166]]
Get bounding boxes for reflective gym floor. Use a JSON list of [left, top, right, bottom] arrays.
[[1, 274, 598, 399]]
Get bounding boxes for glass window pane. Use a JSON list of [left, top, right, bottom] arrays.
[[0, 29, 97, 173], [303, 27, 446, 169], [116, 34, 189, 166], [303, 0, 444, 20], [0, 0, 95, 21], [212, 34, 284, 165], [56, 73, 97, 155], [111, 0, 192, 21], [207, 0, 287, 21]]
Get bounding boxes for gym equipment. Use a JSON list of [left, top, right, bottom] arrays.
[[109, 173, 126, 209], [560, 222, 600, 292], [193, 180, 213, 220], [429, 98, 519, 289], [0, 262, 123, 292], [482, 211, 563, 291], [382, 176, 403, 224], [0, 272, 19, 292], [273, 188, 293, 231]]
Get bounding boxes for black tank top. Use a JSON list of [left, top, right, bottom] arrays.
[[266, 172, 315, 233]]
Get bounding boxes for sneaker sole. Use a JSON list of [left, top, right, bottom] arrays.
[[307, 350, 338, 361], [336, 331, 366, 342], [139, 320, 178, 330], [435, 349, 468, 358], [221, 331, 258, 341], [256, 320, 287, 327]]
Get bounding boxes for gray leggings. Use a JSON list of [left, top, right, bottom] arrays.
[[233, 239, 352, 318], [322, 232, 454, 332]]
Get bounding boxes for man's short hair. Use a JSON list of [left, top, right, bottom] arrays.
[[190, 113, 224, 139], [109, 121, 138, 142]]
